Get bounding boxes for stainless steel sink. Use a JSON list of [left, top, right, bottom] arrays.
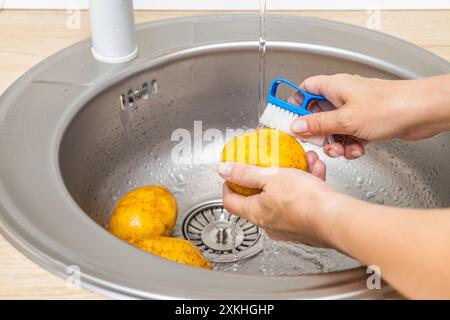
[[1, 14, 450, 299]]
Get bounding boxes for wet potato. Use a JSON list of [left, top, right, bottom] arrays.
[[109, 185, 213, 269], [109, 186, 178, 241], [132, 236, 213, 270], [221, 128, 308, 196]]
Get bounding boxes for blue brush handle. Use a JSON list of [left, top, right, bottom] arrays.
[[267, 77, 327, 116]]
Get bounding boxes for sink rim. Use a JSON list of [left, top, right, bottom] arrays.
[[52, 42, 385, 299], [2, 13, 449, 299]]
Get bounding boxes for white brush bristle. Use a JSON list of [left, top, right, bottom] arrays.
[[260, 103, 326, 146]]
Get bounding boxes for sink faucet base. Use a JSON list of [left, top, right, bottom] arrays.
[[89, 0, 138, 64]]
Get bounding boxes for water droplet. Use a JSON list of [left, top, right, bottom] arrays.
[[366, 191, 376, 199], [175, 174, 185, 183]]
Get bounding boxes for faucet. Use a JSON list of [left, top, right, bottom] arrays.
[[89, 0, 138, 63]]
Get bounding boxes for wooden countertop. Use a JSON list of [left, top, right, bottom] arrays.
[[1, 9, 449, 299]]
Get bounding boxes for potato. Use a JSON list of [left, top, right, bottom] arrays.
[[132, 236, 213, 270], [221, 128, 308, 196], [109, 186, 177, 241]]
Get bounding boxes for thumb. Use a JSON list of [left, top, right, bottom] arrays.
[[216, 162, 268, 189], [291, 109, 350, 137]]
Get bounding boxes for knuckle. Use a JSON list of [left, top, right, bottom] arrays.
[[230, 164, 245, 184], [302, 75, 316, 85], [335, 73, 351, 80], [336, 109, 356, 134], [239, 167, 252, 185], [308, 113, 324, 134], [302, 75, 323, 90]]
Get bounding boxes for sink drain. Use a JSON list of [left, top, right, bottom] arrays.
[[182, 200, 263, 263]]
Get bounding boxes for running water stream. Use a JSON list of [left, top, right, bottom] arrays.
[[228, 0, 270, 273], [257, 0, 279, 275], [258, 0, 267, 119], [256, 0, 280, 275]]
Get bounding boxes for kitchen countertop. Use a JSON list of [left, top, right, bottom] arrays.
[[0, 9, 449, 299]]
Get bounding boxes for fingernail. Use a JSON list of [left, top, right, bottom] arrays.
[[291, 119, 309, 134], [351, 150, 363, 158], [328, 149, 339, 158], [217, 162, 233, 178]]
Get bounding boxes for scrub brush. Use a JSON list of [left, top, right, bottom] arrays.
[[259, 77, 334, 146]]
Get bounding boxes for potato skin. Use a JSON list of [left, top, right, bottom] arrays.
[[109, 186, 177, 241], [131, 236, 213, 270], [221, 128, 308, 196]]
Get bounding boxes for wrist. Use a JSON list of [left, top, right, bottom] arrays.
[[421, 76, 450, 131], [400, 77, 450, 131], [314, 191, 366, 250], [389, 80, 429, 129]]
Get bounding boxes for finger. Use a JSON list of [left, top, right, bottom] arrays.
[[344, 142, 365, 160], [287, 91, 303, 107], [299, 75, 331, 97], [306, 150, 319, 170], [307, 100, 322, 113], [300, 74, 351, 107], [316, 99, 336, 112], [222, 184, 258, 223], [291, 109, 351, 137], [306, 151, 326, 180], [311, 158, 326, 181], [324, 143, 345, 158], [217, 162, 267, 189], [289, 76, 334, 112]]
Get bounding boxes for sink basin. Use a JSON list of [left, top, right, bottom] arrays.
[[1, 14, 450, 299]]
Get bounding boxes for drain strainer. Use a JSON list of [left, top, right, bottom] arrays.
[[182, 200, 263, 263]]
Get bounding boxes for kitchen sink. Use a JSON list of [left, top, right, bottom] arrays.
[[1, 14, 449, 299]]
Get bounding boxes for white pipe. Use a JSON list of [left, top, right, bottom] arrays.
[[89, 0, 138, 63]]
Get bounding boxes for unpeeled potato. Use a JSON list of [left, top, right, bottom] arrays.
[[109, 186, 177, 241], [221, 128, 308, 196], [109, 186, 213, 269], [132, 236, 213, 270]]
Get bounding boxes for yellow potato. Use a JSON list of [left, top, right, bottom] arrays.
[[132, 236, 213, 270], [221, 128, 308, 196], [109, 186, 177, 241]]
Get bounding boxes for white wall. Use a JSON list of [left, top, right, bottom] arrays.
[[3, 0, 450, 10]]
